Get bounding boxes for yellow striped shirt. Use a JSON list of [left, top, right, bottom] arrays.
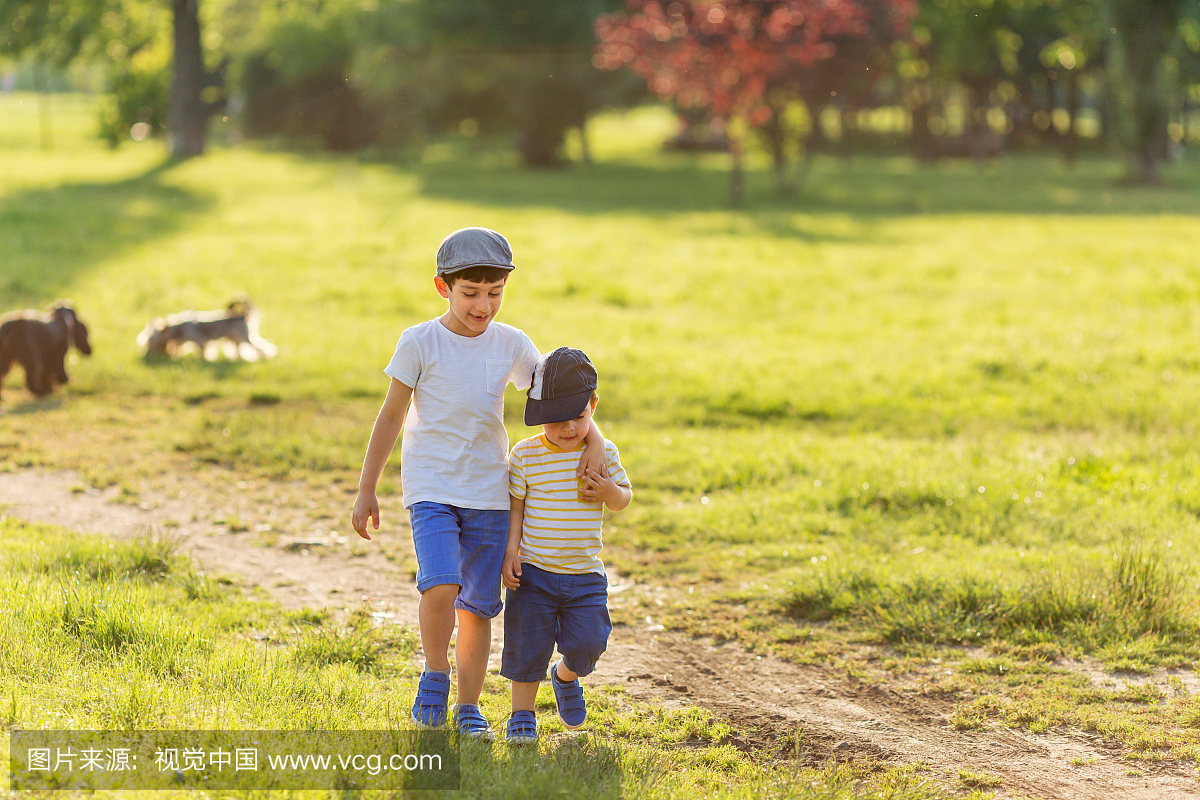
[[508, 434, 631, 575]]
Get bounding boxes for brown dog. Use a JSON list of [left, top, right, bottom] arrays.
[[0, 301, 93, 402], [138, 298, 278, 362]]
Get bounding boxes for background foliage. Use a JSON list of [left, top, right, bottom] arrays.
[[2, 0, 1199, 182]]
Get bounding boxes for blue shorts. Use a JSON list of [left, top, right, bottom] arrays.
[[501, 563, 612, 683], [408, 502, 507, 619]]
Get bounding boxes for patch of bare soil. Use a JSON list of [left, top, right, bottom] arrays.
[[2, 469, 1198, 800], [594, 635, 1200, 799], [0, 469, 421, 623]]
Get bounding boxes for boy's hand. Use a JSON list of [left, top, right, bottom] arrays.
[[580, 467, 621, 505], [502, 549, 523, 590], [577, 439, 607, 479], [351, 491, 380, 540]]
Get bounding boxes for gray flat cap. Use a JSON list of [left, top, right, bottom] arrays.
[[435, 227, 516, 276]]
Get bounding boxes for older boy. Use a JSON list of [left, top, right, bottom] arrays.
[[501, 347, 632, 744], [351, 229, 605, 741]]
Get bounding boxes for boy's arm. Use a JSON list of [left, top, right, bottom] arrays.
[[351, 378, 414, 539], [608, 482, 633, 512], [501, 495, 525, 590], [577, 421, 607, 478]]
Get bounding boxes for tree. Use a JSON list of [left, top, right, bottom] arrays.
[[1106, 0, 1189, 183], [1179, 4, 1200, 145], [419, 0, 625, 167], [595, 0, 897, 204], [1000, 0, 1108, 164], [901, 0, 1015, 161], [168, 0, 225, 157], [239, 0, 417, 151], [0, 0, 224, 156], [94, 2, 172, 148], [0, 0, 109, 146], [0, 0, 110, 63], [783, 0, 915, 181]]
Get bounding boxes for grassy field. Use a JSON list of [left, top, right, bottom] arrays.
[[3, 91, 1200, 792], [5, 518, 879, 799]]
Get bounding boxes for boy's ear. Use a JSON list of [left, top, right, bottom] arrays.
[[434, 276, 451, 298]]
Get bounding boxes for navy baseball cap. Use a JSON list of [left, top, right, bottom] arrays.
[[525, 347, 598, 426], [435, 227, 516, 277]]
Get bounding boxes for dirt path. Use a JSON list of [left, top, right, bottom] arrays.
[[2, 469, 1198, 800]]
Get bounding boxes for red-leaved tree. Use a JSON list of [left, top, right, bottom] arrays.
[[595, 0, 913, 204]]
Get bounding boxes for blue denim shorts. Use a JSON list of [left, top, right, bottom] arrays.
[[408, 501, 508, 619], [501, 563, 612, 683]]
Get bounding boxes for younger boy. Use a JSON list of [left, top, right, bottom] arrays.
[[351, 229, 605, 742], [501, 347, 632, 744]]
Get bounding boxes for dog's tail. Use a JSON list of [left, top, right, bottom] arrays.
[[136, 321, 154, 350], [244, 305, 278, 360]]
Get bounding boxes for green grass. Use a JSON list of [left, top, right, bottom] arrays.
[[4, 90, 1200, 778], [0, 518, 956, 798], [781, 539, 1198, 655]]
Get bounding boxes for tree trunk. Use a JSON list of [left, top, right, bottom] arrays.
[[578, 120, 591, 165], [793, 144, 817, 194], [1185, 94, 1196, 150], [170, 0, 207, 158], [1040, 71, 1062, 146], [729, 134, 744, 208], [1099, 66, 1119, 145], [965, 81, 991, 162], [516, 54, 578, 168], [965, 83, 983, 140], [909, 86, 936, 162], [760, 100, 791, 195], [1062, 68, 1080, 166], [1008, 73, 1031, 147], [1109, 0, 1185, 184], [804, 98, 827, 153], [839, 104, 857, 160]]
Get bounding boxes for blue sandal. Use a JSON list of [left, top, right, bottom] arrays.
[[453, 704, 495, 742], [550, 660, 587, 729], [505, 711, 538, 745], [410, 670, 450, 728]]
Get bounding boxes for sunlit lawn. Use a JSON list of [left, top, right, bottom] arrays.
[[4, 91, 1200, 765], [3, 518, 840, 799]]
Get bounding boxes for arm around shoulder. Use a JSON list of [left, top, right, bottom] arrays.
[[578, 420, 607, 478]]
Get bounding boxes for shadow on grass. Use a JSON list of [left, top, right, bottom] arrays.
[[135, 356, 254, 401], [2, 396, 65, 415], [413, 151, 1200, 219], [0, 159, 211, 306], [141, 355, 252, 380]]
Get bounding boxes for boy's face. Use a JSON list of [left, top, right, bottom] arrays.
[[435, 275, 506, 337], [541, 397, 598, 451]]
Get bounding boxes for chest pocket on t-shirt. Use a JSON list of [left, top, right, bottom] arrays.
[[485, 359, 512, 397]]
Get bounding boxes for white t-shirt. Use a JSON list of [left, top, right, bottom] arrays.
[[385, 319, 539, 510]]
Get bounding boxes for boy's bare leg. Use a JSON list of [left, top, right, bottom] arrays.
[[556, 660, 579, 682], [454, 608, 491, 705], [418, 584, 459, 672], [511, 681, 539, 713]]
